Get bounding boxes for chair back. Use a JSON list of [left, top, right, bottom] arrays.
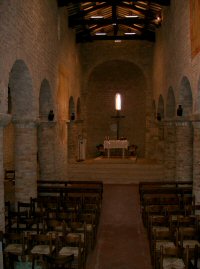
[[160, 245, 184, 269]]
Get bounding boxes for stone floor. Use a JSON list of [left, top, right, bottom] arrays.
[[68, 158, 164, 184], [86, 184, 152, 269]]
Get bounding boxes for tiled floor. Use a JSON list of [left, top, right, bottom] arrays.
[[86, 184, 152, 269]]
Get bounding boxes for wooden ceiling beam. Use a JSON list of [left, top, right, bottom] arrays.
[[76, 31, 155, 42], [57, 0, 169, 43], [69, 17, 147, 27], [58, 0, 170, 7], [69, 2, 109, 18], [117, 2, 147, 15]]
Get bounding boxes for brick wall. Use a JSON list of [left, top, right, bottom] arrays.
[[153, 0, 200, 107], [3, 123, 14, 170], [0, 0, 81, 220], [80, 41, 154, 158], [152, 0, 200, 185], [1, 0, 200, 222]]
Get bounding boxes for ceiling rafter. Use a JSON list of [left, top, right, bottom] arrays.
[[57, 0, 170, 43], [58, 0, 170, 5], [69, 17, 147, 26], [69, 2, 109, 18]]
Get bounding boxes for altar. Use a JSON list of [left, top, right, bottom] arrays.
[[103, 139, 129, 158]]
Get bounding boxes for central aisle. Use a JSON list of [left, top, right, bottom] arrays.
[[86, 184, 152, 269]]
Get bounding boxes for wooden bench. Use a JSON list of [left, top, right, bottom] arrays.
[[139, 181, 193, 204], [37, 180, 103, 199]]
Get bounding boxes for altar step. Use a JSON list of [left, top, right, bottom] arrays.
[[67, 159, 164, 184]]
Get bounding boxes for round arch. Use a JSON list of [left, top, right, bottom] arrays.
[[178, 76, 193, 116], [157, 94, 164, 119], [196, 75, 200, 113], [85, 59, 147, 157], [69, 96, 75, 120], [166, 87, 176, 118], [152, 100, 156, 119], [76, 97, 81, 120], [4, 60, 35, 174], [8, 59, 36, 119], [4, 59, 37, 203], [39, 79, 53, 121]]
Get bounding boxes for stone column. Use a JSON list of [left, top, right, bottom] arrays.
[[76, 120, 84, 161], [156, 121, 164, 163], [192, 121, 200, 204], [175, 120, 193, 181], [13, 118, 38, 203], [68, 120, 84, 162], [68, 121, 78, 162], [0, 113, 12, 232], [38, 121, 56, 181], [164, 120, 176, 180]]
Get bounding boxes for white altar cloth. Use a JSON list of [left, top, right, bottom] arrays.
[[103, 140, 129, 158]]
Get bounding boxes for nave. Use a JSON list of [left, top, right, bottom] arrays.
[[3, 180, 199, 269], [86, 184, 152, 269]]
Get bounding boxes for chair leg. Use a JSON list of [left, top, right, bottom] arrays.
[[32, 256, 35, 269], [9, 254, 16, 269]]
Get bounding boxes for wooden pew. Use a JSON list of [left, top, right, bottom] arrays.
[[37, 180, 103, 209], [139, 181, 192, 204]]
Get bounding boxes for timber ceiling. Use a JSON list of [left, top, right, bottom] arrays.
[[57, 1, 170, 43]]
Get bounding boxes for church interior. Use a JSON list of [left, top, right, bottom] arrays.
[[1, 0, 200, 268]]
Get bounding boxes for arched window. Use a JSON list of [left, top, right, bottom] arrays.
[[115, 93, 121, 111]]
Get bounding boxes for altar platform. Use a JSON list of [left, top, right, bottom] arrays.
[[93, 156, 137, 164], [68, 157, 164, 184]]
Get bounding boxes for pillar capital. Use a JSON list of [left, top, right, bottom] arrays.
[[12, 117, 39, 128], [67, 118, 84, 124], [163, 118, 191, 127], [163, 119, 175, 127], [190, 114, 200, 128], [38, 120, 57, 129], [190, 113, 200, 121], [0, 113, 12, 127], [174, 118, 191, 127], [192, 121, 200, 129]]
